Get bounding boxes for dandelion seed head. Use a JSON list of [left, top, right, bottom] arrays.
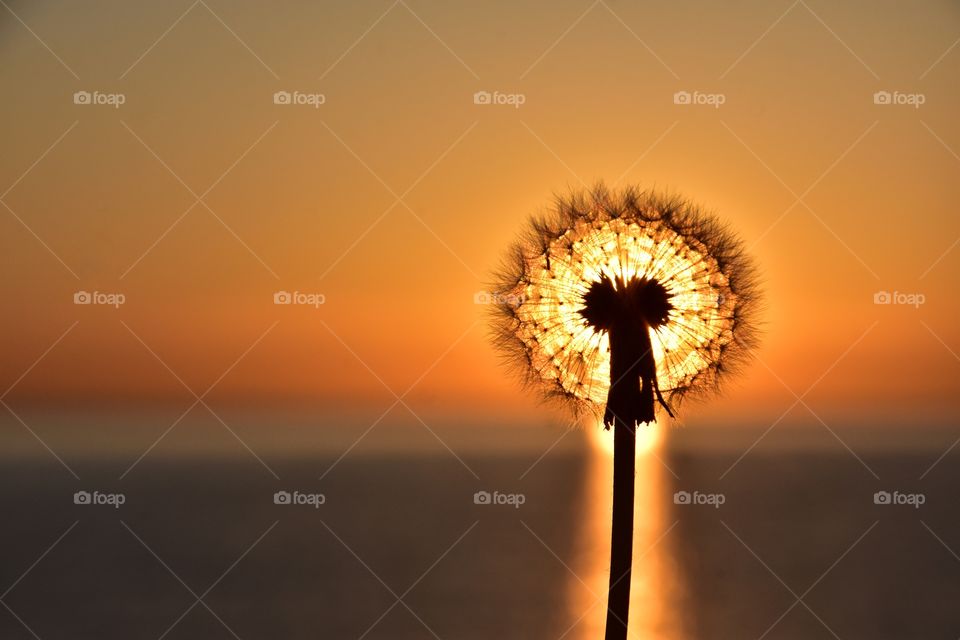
[[490, 184, 761, 419]]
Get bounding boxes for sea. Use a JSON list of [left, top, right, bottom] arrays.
[[1, 413, 958, 639]]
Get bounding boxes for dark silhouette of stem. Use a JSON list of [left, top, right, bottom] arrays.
[[604, 414, 635, 640], [580, 274, 675, 639], [603, 320, 668, 640]]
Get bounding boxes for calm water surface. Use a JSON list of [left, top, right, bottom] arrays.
[[1, 423, 958, 639]]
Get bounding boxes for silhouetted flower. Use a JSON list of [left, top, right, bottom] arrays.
[[490, 183, 761, 424]]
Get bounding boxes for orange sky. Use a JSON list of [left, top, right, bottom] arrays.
[[1, 1, 959, 428]]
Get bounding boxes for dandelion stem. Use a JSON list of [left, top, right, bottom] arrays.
[[603, 321, 658, 640], [605, 415, 635, 640]]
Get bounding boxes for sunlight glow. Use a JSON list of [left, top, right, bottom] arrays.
[[510, 216, 736, 406], [590, 419, 662, 456]]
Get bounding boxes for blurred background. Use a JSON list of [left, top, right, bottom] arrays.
[[1, 0, 959, 638]]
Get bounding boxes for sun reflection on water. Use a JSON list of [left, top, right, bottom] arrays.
[[568, 422, 685, 640], [590, 421, 662, 456]]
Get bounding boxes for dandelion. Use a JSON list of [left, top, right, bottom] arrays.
[[489, 183, 761, 640]]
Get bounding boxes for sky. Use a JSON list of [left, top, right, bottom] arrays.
[[1, 0, 959, 431]]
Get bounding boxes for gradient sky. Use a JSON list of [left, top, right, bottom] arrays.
[[2, 0, 959, 430]]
